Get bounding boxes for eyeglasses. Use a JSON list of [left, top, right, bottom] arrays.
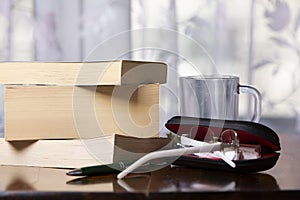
[[117, 129, 240, 179]]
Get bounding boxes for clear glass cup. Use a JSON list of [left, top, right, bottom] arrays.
[[179, 75, 261, 122]]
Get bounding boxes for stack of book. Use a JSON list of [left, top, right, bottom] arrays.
[[0, 60, 167, 168]]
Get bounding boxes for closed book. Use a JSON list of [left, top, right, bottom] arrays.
[[0, 60, 167, 85], [0, 136, 113, 168], [4, 84, 160, 141]]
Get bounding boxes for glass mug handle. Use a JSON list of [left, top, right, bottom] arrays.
[[239, 85, 262, 122]]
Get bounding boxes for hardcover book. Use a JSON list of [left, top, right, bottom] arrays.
[[0, 60, 167, 85], [4, 84, 160, 141]]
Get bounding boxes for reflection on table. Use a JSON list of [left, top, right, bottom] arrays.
[[0, 134, 300, 199]]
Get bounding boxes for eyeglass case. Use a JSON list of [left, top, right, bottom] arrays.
[[165, 116, 281, 173]]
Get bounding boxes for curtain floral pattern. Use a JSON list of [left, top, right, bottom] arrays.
[[253, 0, 300, 117], [0, 0, 299, 135], [132, 0, 300, 122]]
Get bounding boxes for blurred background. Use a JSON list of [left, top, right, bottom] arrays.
[[0, 0, 299, 135]]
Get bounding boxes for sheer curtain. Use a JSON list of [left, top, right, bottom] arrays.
[[0, 0, 131, 136], [0, 0, 300, 135]]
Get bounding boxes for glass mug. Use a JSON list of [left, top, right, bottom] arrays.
[[179, 75, 262, 122]]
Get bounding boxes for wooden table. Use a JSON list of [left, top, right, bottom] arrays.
[[0, 134, 299, 200]]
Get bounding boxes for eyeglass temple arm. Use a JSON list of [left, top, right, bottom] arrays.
[[117, 142, 222, 179]]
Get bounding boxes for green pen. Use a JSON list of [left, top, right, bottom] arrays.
[[66, 161, 132, 176]]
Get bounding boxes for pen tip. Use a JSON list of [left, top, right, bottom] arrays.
[[66, 169, 83, 176]]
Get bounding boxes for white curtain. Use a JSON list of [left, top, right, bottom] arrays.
[[0, 0, 300, 135]]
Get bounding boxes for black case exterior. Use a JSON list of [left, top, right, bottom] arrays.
[[165, 116, 280, 173]]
